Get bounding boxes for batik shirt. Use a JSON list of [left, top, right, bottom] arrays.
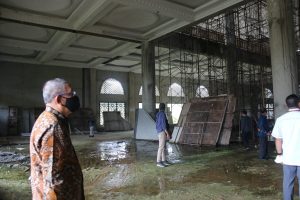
[[30, 106, 84, 200]]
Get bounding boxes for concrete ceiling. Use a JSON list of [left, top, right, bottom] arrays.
[[0, 0, 244, 73]]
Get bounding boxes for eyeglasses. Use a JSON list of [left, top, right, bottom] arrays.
[[58, 91, 76, 98]]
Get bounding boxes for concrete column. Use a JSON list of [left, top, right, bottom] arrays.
[[142, 41, 156, 118], [267, 0, 298, 118], [82, 68, 97, 120], [82, 68, 91, 108], [128, 72, 138, 127], [90, 68, 97, 116], [225, 11, 237, 96]]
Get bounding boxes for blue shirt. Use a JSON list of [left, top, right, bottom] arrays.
[[156, 111, 167, 133], [257, 115, 269, 137]]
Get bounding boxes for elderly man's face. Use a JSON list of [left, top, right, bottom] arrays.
[[61, 84, 73, 98], [59, 84, 73, 116]]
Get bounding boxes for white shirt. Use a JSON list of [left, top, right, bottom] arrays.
[[272, 108, 300, 165]]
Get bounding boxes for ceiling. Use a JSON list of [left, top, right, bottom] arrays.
[[0, 0, 244, 73]]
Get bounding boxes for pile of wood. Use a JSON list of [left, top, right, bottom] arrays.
[[170, 95, 236, 146]]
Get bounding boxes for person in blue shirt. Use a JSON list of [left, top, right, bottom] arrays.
[[156, 103, 171, 167], [257, 108, 270, 159]]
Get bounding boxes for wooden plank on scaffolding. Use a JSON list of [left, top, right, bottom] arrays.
[[177, 96, 229, 146], [218, 95, 236, 145], [214, 99, 228, 144]]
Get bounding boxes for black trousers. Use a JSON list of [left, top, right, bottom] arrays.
[[242, 131, 250, 147], [258, 136, 268, 159]]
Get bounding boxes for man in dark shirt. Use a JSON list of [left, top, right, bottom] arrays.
[[240, 110, 251, 149], [156, 103, 171, 167], [257, 108, 270, 159]]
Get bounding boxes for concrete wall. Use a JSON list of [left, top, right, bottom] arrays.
[[0, 61, 83, 107], [0, 61, 83, 136], [0, 60, 214, 136]]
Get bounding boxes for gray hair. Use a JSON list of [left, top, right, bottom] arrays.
[[42, 78, 67, 104]]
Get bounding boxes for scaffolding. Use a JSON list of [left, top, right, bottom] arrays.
[[155, 0, 275, 124]]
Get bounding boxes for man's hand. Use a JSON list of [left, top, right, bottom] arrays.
[[165, 131, 171, 140]]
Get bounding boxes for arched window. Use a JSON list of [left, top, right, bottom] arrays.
[[196, 85, 209, 98], [264, 88, 274, 119], [139, 86, 160, 96], [100, 78, 124, 95], [264, 88, 273, 98], [167, 83, 185, 97]]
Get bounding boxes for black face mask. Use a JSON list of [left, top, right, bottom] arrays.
[[63, 95, 80, 112]]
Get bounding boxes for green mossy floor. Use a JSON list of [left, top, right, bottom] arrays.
[[0, 132, 285, 200]]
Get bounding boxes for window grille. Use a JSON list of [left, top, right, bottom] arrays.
[[99, 102, 125, 125], [167, 83, 185, 97], [196, 85, 209, 97], [100, 78, 124, 95]]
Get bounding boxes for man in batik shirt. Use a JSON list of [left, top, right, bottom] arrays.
[[30, 78, 84, 200]]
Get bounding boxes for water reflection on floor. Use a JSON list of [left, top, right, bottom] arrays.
[[0, 133, 285, 200], [80, 139, 216, 168], [77, 136, 283, 200]]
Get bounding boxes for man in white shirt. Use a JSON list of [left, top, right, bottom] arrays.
[[272, 94, 300, 200]]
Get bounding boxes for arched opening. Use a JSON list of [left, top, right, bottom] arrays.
[[99, 78, 125, 125], [196, 85, 209, 98], [100, 78, 124, 95], [139, 86, 160, 96], [167, 83, 185, 97]]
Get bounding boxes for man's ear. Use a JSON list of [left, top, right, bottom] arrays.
[[55, 95, 62, 104]]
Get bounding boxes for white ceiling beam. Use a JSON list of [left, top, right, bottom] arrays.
[[0, 55, 40, 65], [0, 6, 141, 43], [110, 43, 140, 57], [145, 18, 187, 40], [61, 46, 110, 57], [86, 25, 145, 42], [0, 54, 90, 68], [128, 65, 142, 73], [94, 64, 132, 72], [112, 0, 194, 22], [0, 7, 71, 29], [36, 32, 76, 62], [67, 0, 110, 28], [121, 55, 141, 61], [194, 0, 245, 21], [0, 38, 48, 51], [145, 0, 245, 40], [88, 57, 108, 66], [47, 60, 87, 68], [36, 0, 119, 62]]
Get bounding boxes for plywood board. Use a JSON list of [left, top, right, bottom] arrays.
[[217, 95, 236, 145], [177, 96, 233, 146], [170, 126, 180, 143]]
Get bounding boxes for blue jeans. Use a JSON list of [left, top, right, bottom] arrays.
[[258, 136, 268, 159], [283, 165, 300, 200]]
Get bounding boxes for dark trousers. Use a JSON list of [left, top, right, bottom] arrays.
[[242, 131, 250, 148], [259, 136, 268, 159]]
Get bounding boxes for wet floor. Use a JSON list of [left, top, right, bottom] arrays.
[[0, 131, 293, 199]]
